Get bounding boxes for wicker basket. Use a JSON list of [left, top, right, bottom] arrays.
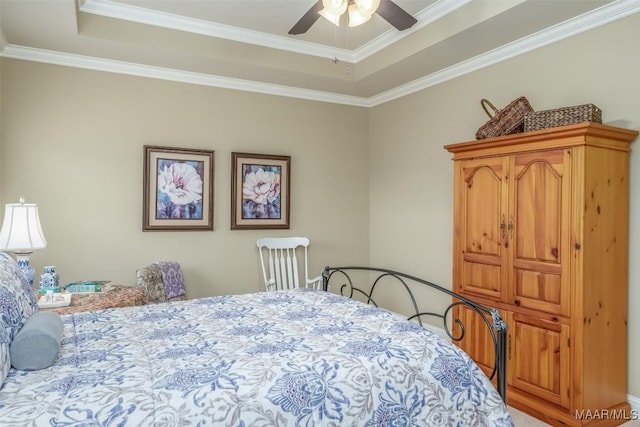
[[475, 97, 533, 140], [524, 104, 602, 132]]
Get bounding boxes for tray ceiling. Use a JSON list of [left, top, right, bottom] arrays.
[[0, 0, 637, 106]]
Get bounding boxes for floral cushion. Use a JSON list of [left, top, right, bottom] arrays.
[[136, 263, 186, 304], [154, 261, 186, 299], [0, 252, 39, 384]]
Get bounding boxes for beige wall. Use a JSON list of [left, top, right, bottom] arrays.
[[1, 9, 639, 401], [0, 55, 2, 203], [369, 12, 640, 397], [0, 60, 370, 297]]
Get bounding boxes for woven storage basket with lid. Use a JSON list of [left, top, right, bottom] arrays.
[[524, 104, 602, 132]]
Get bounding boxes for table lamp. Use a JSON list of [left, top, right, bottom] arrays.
[[0, 197, 47, 286]]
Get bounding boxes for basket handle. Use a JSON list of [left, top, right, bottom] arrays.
[[481, 99, 500, 118]]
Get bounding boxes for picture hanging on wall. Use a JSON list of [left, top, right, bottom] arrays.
[[143, 145, 215, 231], [231, 152, 290, 230]]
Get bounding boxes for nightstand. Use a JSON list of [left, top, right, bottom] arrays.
[[38, 284, 147, 315]]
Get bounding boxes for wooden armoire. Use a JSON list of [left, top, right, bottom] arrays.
[[444, 122, 638, 426]]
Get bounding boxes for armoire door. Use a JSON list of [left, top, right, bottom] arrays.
[[453, 156, 509, 301], [508, 312, 570, 409], [507, 149, 572, 316]]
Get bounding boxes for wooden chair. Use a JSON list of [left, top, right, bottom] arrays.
[[256, 237, 322, 291]]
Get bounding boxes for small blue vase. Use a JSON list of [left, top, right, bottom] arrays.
[[39, 266, 60, 290]]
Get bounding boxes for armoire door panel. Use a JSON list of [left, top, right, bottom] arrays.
[[461, 261, 501, 299], [462, 163, 504, 257], [513, 267, 563, 314], [513, 152, 564, 264], [509, 313, 570, 409]]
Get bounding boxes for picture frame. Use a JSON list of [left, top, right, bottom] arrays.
[[231, 152, 290, 230], [143, 145, 214, 231]]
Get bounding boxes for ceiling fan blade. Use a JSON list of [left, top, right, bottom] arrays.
[[376, 0, 417, 31], [288, 0, 324, 35]]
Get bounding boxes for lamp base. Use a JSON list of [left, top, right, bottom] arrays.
[[14, 251, 35, 286]]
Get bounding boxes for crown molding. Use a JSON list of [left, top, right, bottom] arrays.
[[2, 0, 638, 107], [0, 45, 371, 107]]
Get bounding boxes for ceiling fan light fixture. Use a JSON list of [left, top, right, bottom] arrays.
[[322, 0, 348, 15], [290, 0, 415, 35], [347, 4, 372, 27], [318, 0, 381, 28], [319, 8, 342, 26], [354, 0, 380, 17]]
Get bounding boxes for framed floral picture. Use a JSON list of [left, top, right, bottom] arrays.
[[231, 152, 290, 230], [143, 145, 214, 231]]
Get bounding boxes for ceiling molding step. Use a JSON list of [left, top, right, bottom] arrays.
[[0, 44, 369, 107], [79, 0, 354, 62], [345, 0, 473, 63]]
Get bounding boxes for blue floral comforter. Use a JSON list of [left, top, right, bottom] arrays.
[[0, 289, 513, 426]]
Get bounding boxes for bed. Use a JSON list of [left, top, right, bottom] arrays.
[[0, 254, 512, 426]]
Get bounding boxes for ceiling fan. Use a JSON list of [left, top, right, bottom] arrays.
[[289, 0, 418, 35]]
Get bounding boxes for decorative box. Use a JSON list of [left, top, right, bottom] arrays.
[[38, 293, 71, 308], [64, 281, 108, 293], [524, 104, 602, 132]]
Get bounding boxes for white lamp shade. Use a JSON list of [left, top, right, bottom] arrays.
[[348, 4, 372, 27], [319, 8, 342, 26], [354, 0, 380, 18], [320, 0, 380, 28], [0, 200, 47, 252], [322, 0, 347, 15]]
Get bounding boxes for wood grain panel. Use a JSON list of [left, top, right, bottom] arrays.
[[579, 145, 629, 412]]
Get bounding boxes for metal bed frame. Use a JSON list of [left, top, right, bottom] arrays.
[[322, 266, 508, 402]]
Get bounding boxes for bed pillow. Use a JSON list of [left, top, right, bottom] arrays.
[[0, 328, 10, 386], [0, 252, 39, 343], [0, 251, 40, 383], [9, 312, 63, 370]]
